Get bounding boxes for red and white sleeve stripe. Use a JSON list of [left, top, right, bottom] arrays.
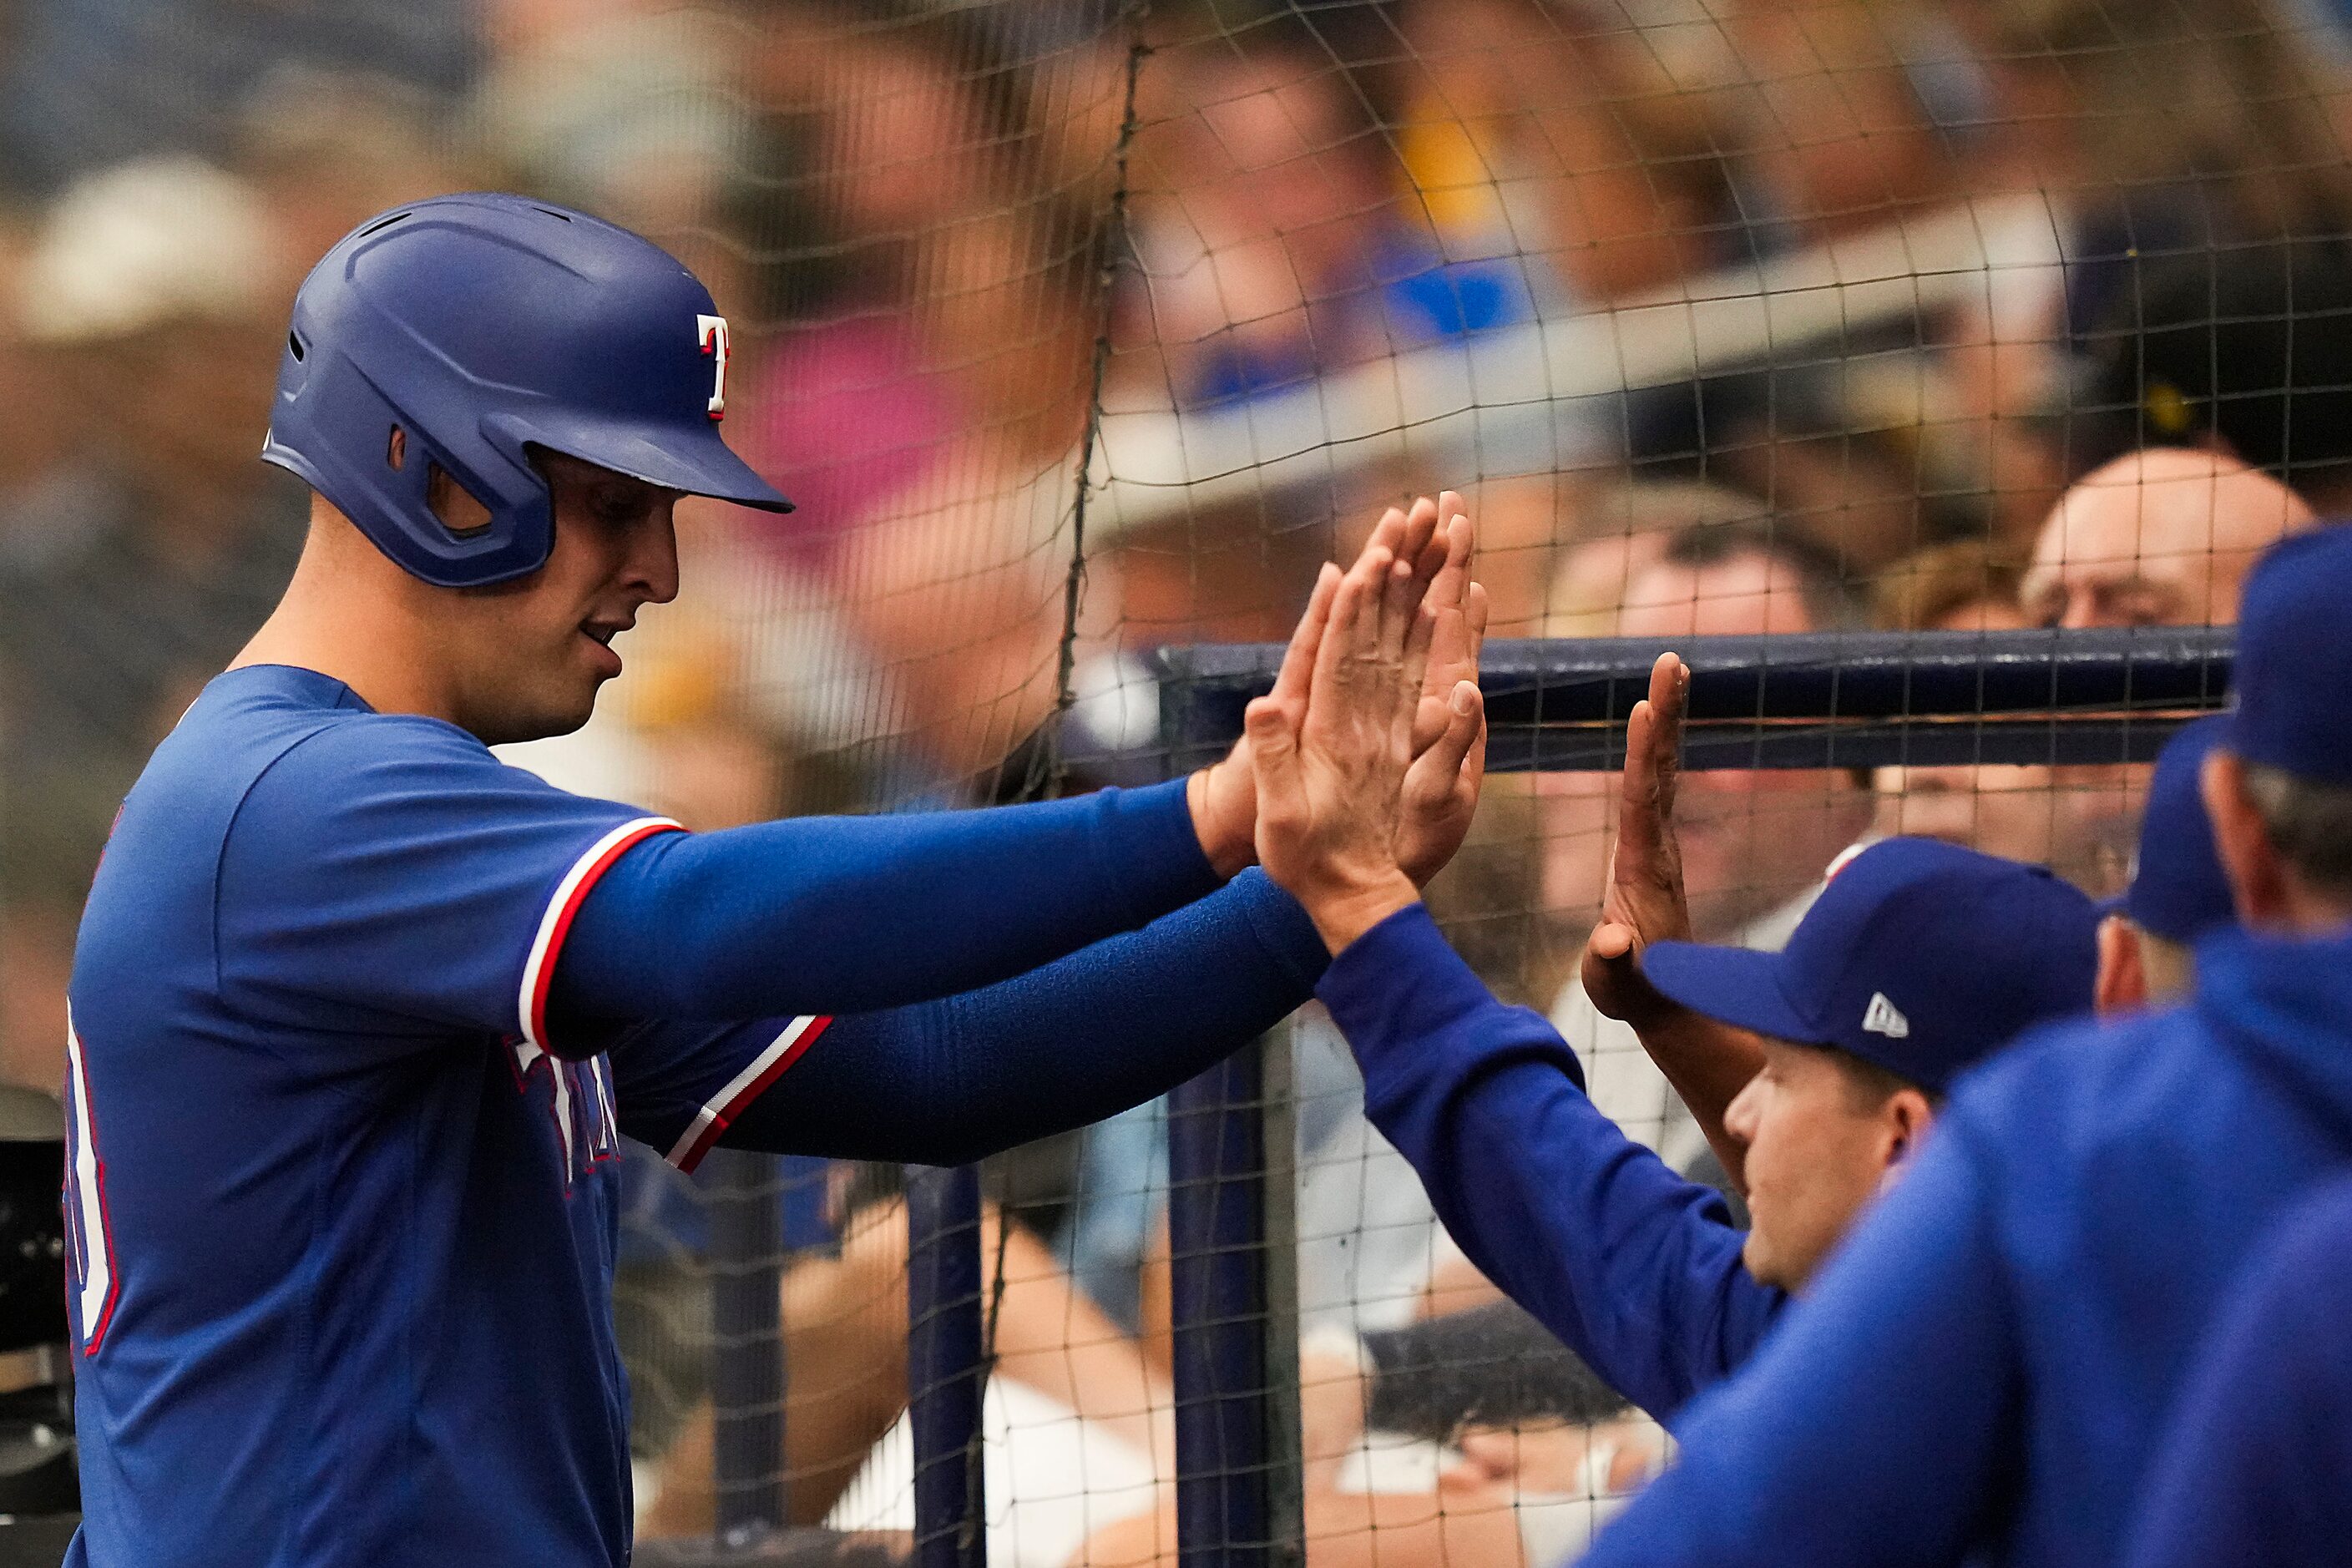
[[518, 815, 683, 1057], [664, 1014, 832, 1173]]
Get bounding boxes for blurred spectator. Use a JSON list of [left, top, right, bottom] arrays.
[[2075, 236, 2352, 513], [235, 69, 482, 307], [470, 2, 746, 244], [1544, 512, 1874, 1173], [716, 0, 1123, 781], [0, 0, 475, 199], [1391, 0, 1738, 302], [1905, 0, 2352, 540], [736, 0, 1112, 546], [2000, 449, 2317, 897], [0, 156, 304, 1087], [645, 1198, 1633, 1568], [2022, 448, 2314, 627], [1948, 0, 2352, 255], [1120, 7, 1540, 411], [1717, 0, 1975, 246], [1869, 541, 2103, 881]]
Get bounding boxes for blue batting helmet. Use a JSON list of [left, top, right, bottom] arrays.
[[260, 192, 792, 588]]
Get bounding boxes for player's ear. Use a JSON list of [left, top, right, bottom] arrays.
[[1880, 1087, 1935, 1182], [2095, 915, 2147, 1019], [2203, 750, 2291, 929]]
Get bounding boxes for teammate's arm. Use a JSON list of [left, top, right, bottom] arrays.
[[1581, 653, 1768, 1191], [612, 868, 1325, 1170], [1577, 1117, 2018, 1568], [1328, 902, 1782, 1423]]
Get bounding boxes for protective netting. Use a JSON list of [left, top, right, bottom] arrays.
[[0, 0, 2339, 1563]]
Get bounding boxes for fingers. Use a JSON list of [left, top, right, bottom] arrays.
[[1312, 544, 1389, 711], [1587, 922, 1636, 963], [1404, 680, 1479, 797], [1271, 563, 1342, 718], [1411, 603, 1467, 754], [1242, 695, 1302, 803], [1649, 652, 1688, 819], [1425, 681, 1482, 789], [1399, 564, 1438, 711], [1364, 504, 1408, 563], [1395, 495, 1441, 587], [1616, 698, 1659, 881]]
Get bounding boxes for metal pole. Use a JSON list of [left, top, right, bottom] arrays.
[[1167, 1044, 1272, 1568], [705, 1149, 784, 1541], [1151, 627, 2235, 771], [908, 1164, 988, 1568]]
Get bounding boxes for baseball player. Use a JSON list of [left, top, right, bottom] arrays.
[[2093, 713, 2238, 1015], [1563, 524, 2352, 1567], [58, 195, 1489, 1567], [1243, 652, 2099, 1424]]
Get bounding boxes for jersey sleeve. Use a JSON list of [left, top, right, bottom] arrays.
[[215, 716, 680, 1056], [1327, 903, 1782, 1424], [610, 869, 1328, 1171]]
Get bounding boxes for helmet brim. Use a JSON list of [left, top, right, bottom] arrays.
[[509, 408, 794, 513]]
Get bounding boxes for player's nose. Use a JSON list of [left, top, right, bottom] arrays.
[[620, 508, 682, 606]]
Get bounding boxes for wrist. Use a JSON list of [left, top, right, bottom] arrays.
[[1186, 765, 1254, 880], [1299, 869, 1421, 955]]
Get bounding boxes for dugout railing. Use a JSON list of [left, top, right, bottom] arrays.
[[702, 625, 2233, 1568]]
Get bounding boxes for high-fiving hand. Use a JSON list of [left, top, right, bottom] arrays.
[[1243, 493, 1486, 953], [1581, 652, 1695, 1025]]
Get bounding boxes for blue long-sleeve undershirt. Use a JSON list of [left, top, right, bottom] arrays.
[[1318, 903, 1784, 1424], [556, 778, 1219, 1024], [614, 870, 1329, 1167]]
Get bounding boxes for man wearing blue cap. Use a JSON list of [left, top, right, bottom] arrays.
[[2094, 714, 2239, 1015], [1242, 652, 2100, 1424], [1547, 523, 2352, 1568]]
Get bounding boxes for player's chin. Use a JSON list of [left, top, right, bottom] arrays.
[[1737, 1227, 1784, 1291]]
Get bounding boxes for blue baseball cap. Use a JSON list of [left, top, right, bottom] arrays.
[[2227, 524, 2352, 785], [2121, 716, 2237, 944], [1639, 837, 2098, 1094]]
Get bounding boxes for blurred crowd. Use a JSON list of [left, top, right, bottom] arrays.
[[4, 0, 2352, 1560]]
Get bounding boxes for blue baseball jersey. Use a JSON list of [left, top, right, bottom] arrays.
[[63, 664, 822, 1567]]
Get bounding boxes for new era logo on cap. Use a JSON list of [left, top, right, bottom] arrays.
[[1637, 839, 2099, 1095], [1862, 992, 1909, 1039]]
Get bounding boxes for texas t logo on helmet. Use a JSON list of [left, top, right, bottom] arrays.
[[259, 192, 790, 589], [696, 312, 730, 421]]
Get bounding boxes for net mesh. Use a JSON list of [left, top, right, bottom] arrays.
[[0, 0, 2338, 1562]]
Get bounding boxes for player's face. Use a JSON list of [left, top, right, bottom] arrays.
[[1722, 1040, 1911, 1292], [448, 453, 681, 744]]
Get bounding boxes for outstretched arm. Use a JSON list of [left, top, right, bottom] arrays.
[[1582, 653, 1767, 1190], [556, 501, 1464, 1034], [1328, 902, 1783, 1422], [612, 869, 1328, 1170]]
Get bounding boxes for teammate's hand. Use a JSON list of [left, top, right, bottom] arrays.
[[1188, 497, 1453, 878], [1399, 503, 1487, 884], [1582, 652, 1695, 1026], [1244, 524, 1441, 952]]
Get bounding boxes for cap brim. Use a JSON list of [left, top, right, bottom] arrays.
[[1638, 942, 1823, 1045], [518, 410, 794, 513]]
